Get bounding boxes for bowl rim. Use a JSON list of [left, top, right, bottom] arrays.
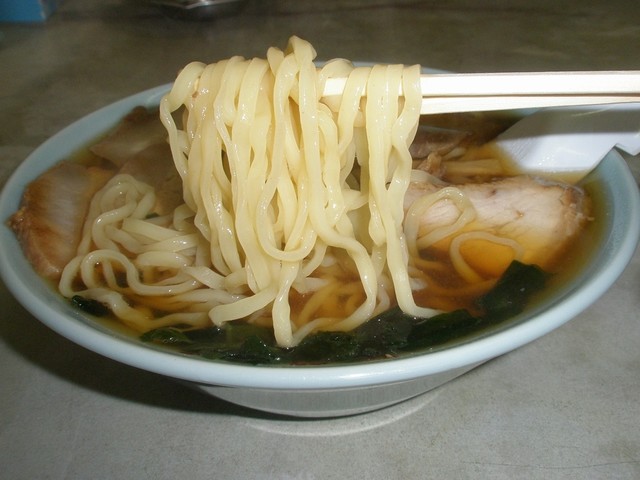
[[1, 83, 639, 391]]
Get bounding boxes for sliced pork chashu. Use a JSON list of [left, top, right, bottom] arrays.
[[7, 147, 182, 281], [8, 161, 114, 279], [404, 176, 591, 277], [8, 107, 182, 280], [90, 106, 169, 168]]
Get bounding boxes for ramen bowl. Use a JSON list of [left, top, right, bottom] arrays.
[[1, 85, 639, 418]]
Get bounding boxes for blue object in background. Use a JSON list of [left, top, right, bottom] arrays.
[[0, 0, 59, 22]]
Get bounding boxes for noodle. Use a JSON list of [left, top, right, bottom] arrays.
[[58, 36, 525, 348]]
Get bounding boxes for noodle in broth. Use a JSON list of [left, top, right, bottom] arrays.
[[59, 37, 531, 348]]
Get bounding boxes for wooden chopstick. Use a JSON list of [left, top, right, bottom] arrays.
[[322, 71, 640, 114], [420, 95, 640, 114]]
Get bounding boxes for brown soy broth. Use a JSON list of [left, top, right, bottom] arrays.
[[528, 175, 606, 304], [89, 180, 604, 359], [53, 109, 606, 361]]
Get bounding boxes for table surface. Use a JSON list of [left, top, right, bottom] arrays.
[[1, 1, 639, 478]]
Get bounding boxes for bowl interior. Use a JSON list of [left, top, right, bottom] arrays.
[[1, 84, 638, 391]]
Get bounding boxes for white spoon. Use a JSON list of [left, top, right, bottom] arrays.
[[493, 103, 640, 182]]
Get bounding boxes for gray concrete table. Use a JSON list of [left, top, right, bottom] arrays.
[[1, 1, 639, 478]]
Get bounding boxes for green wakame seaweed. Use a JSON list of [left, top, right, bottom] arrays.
[[135, 261, 548, 365]]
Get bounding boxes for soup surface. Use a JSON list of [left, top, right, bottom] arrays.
[[8, 105, 597, 365]]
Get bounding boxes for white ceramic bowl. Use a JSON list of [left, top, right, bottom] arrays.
[[1, 85, 639, 417]]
